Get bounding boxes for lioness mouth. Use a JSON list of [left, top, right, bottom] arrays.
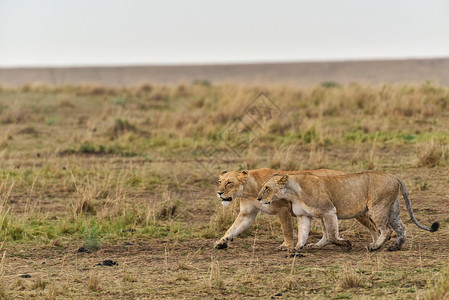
[[220, 197, 232, 206]]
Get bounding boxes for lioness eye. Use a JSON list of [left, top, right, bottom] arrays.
[[218, 181, 221, 184], [264, 187, 268, 191], [226, 182, 231, 186]]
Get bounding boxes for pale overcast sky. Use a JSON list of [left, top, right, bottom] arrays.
[[0, 0, 448, 67]]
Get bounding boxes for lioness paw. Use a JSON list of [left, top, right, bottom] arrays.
[[213, 240, 228, 250], [367, 243, 380, 252], [305, 243, 324, 249], [287, 247, 298, 253], [277, 242, 293, 251]]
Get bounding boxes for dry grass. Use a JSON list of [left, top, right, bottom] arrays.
[[0, 83, 448, 298], [417, 140, 449, 167], [340, 264, 364, 289], [31, 275, 47, 290], [426, 268, 449, 300], [88, 272, 101, 292]]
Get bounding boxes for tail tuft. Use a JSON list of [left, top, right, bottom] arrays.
[[430, 222, 440, 232]]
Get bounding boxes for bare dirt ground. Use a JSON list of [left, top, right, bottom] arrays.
[[1, 151, 448, 299]]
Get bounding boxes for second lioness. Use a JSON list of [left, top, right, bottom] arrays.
[[215, 168, 380, 250], [257, 172, 439, 251]]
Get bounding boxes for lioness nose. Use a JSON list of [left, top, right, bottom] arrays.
[[257, 197, 261, 201], [217, 192, 223, 195]]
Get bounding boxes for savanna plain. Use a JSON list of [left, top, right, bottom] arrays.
[[0, 82, 448, 299]]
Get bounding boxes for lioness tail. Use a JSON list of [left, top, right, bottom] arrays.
[[397, 179, 439, 232]]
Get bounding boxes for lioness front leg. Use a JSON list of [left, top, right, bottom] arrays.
[[306, 219, 329, 249], [277, 206, 295, 251], [293, 216, 312, 252], [214, 209, 258, 249]]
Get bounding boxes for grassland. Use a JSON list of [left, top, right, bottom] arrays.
[[0, 82, 448, 299]]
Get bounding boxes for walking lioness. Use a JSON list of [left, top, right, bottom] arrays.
[[215, 168, 382, 250], [257, 171, 439, 251]]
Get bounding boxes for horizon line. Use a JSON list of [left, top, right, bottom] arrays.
[[1, 55, 449, 69]]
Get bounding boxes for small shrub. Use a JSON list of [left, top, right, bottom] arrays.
[[192, 79, 212, 87], [321, 81, 342, 88], [111, 118, 138, 137], [83, 223, 101, 251], [78, 142, 97, 154], [415, 181, 429, 191]]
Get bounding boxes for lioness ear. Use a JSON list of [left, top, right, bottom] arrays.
[[237, 170, 249, 182], [277, 174, 289, 187], [220, 170, 228, 175]]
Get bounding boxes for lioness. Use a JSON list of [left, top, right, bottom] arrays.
[[257, 172, 439, 251], [215, 168, 380, 250]]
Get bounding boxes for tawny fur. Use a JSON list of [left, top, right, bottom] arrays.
[[215, 168, 373, 250], [257, 171, 439, 252]]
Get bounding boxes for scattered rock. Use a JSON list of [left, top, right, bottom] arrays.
[[285, 253, 305, 258], [123, 242, 134, 246], [275, 293, 283, 296], [96, 259, 118, 267], [20, 274, 31, 278], [77, 246, 92, 254]]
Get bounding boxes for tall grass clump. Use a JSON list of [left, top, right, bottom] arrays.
[[339, 264, 363, 289], [417, 140, 448, 167]]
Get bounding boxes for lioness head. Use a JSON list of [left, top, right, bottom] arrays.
[[257, 174, 289, 204], [217, 170, 249, 206]]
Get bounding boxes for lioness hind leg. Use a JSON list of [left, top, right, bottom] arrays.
[[387, 199, 406, 251], [322, 213, 352, 251], [355, 214, 379, 243], [367, 213, 393, 251], [368, 226, 392, 251]]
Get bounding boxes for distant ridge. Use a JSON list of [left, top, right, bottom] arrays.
[[1, 58, 448, 86]]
